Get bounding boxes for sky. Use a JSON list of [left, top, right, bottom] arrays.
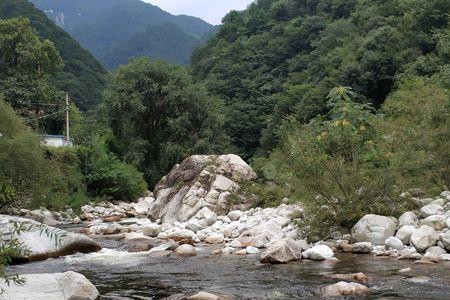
[[143, 0, 255, 25]]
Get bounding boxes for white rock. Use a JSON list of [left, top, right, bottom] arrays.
[[420, 203, 444, 218], [229, 239, 242, 248], [0, 215, 100, 261], [420, 215, 447, 231], [438, 254, 450, 261], [442, 230, 450, 251], [134, 196, 155, 215], [148, 154, 257, 223], [174, 244, 197, 257], [302, 245, 334, 260], [351, 214, 397, 245], [260, 238, 302, 263], [205, 233, 224, 244], [185, 219, 205, 233], [166, 228, 196, 241], [398, 211, 419, 227], [228, 210, 243, 221], [351, 242, 373, 253], [236, 219, 283, 248], [395, 225, 416, 244], [142, 223, 161, 237], [195, 207, 218, 226], [425, 246, 446, 256], [246, 246, 259, 254], [385, 236, 403, 250], [410, 225, 438, 252], [0, 271, 98, 300], [275, 216, 291, 228]]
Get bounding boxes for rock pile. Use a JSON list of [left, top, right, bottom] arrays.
[[344, 191, 450, 262]]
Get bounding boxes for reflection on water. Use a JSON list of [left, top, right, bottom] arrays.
[[7, 245, 450, 299]]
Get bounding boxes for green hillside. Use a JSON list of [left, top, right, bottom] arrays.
[[192, 0, 450, 158], [0, 0, 106, 109], [31, 0, 215, 68]]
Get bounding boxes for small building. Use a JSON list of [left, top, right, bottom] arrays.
[[41, 135, 73, 147]]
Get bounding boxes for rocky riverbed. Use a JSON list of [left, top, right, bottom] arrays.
[[3, 155, 450, 299]]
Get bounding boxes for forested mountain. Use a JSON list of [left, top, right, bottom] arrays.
[[30, 0, 215, 68], [192, 0, 450, 158], [0, 0, 106, 109]]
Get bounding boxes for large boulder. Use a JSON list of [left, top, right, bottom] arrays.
[[0, 271, 99, 300], [260, 238, 303, 264], [410, 225, 438, 252], [351, 214, 397, 245], [148, 155, 257, 223], [0, 215, 101, 261]]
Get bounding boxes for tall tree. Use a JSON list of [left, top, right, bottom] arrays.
[[0, 17, 64, 133], [102, 57, 230, 185]]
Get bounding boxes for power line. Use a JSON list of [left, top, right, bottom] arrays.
[[23, 109, 66, 122]]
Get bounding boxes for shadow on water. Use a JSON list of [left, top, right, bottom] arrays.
[[7, 243, 450, 299]]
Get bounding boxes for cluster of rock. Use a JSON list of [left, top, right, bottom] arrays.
[[79, 194, 155, 222], [345, 191, 450, 262]]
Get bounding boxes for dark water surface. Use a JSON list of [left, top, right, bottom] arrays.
[[7, 233, 450, 299]]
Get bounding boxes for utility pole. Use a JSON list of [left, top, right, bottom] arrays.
[[66, 92, 70, 144]]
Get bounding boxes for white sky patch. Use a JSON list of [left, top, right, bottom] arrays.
[[143, 0, 254, 25]]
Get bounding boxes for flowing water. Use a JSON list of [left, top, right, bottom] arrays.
[[6, 232, 450, 299]]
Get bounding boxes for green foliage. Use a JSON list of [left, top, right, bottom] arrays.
[[261, 87, 402, 238], [31, 0, 214, 68], [0, 99, 50, 206], [0, 17, 64, 133], [0, 183, 15, 210], [0, 237, 23, 288], [0, 0, 106, 110], [380, 76, 450, 192], [101, 57, 230, 185], [192, 0, 450, 158], [29, 148, 88, 210], [77, 135, 148, 201], [102, 23, 202, 69]]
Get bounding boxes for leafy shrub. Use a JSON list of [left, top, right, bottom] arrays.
[[29, 148, 89, 210], [261, 87, 403, 238], [0, 99, 50, 206], [380, 76, 450, 192], [77, 135, 147, 201]]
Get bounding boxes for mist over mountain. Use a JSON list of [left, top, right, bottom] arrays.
[[30, 0, 216, 68]]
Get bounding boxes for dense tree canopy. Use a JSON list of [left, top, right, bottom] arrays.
[[102, 57, 230, 185], [0, 0, 107, 109], [0, 17, 64, 133], [192, 0, 450, 158]]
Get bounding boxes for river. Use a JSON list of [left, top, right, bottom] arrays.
[[7, 233, 450, 299]]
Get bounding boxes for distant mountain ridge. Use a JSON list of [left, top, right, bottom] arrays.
[[30, 0, 216, 68], [0, 0, 106, 109]]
